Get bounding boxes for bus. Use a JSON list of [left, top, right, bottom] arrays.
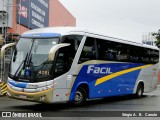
[[4, 27, 159, 105]]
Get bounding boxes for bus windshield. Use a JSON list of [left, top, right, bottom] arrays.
[[9, 37, 59, 82]]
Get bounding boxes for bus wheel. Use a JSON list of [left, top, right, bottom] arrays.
[[74, 87, 87, 106], [135, 83, 143, 98]]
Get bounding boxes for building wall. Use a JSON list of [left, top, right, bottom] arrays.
[[8, 0, 30, 34], [8, 0, 76, 35], [49, 0, 76, 27]]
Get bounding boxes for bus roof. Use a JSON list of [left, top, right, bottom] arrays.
[[22, 27, 159, 50]]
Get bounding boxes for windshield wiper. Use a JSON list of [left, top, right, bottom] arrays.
[[13, 39, 35, 79], [25, 39, 34, 67], [26, 53, 32, 67], [13, 53, 28, 78]]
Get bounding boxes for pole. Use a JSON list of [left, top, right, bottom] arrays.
[[18, 0, 22, 34], [1, 0, 5, 82], [2, 0, 5, 44]]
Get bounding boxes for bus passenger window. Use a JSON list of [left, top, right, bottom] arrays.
[[54, 35, 83, 77], [61, 35, 82, 66], [79, 37, 97, 63], [97, 40, 119, 61]]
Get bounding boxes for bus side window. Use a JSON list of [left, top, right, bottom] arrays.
[[62, 35, 82, 66], [54, 35, 83, 77], [97, 39, 119, 61], [79, 37, 97, 63], [54, 47, 70, 77], [153, 50, 159, 63]]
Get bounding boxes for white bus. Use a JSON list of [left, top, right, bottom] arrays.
[[4, 27, 159, 105]]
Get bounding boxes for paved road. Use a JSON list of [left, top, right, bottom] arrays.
[[1, 85, 160, 120]]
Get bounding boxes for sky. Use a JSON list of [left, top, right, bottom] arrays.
[[59, 0, 160, 43]]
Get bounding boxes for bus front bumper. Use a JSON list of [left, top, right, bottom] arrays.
[[7, 85, 53, 103]]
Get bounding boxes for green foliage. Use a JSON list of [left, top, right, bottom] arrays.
[[153, 31, 160, 47]]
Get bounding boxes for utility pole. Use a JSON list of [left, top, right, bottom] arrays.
[[1, 0, 8, 45], [0, 0, 8, 95], [0, 0, 16, 96], [1, 0, 6, 82]]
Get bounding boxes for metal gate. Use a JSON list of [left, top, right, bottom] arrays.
[[0, 44, 15, 96]]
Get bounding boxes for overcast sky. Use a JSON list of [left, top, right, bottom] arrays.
[[59, 0, 160, 43]]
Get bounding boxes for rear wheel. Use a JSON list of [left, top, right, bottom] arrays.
[[135, 83, 143, 98], [74, 87, 87, 106]]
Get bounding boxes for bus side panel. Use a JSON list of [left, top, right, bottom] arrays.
[[151, 64, 159, 91], [134, 66, 153, 93], [133, 63, 158, 93], [69, 62, 144, 101], [52, 89, 71, 103]]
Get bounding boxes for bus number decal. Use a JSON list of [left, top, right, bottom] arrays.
[[39, 70, 50, 76]]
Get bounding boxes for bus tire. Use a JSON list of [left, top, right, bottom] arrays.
[[74, 87, 87, 106], [135, 83, 143, 98]]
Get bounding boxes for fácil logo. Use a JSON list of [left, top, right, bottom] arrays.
[[87, 65, 113, 74]]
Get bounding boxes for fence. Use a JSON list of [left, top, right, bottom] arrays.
[[0, 46, 14, 95]]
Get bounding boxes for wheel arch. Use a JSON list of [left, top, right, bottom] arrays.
[[134, 80, 144, 94], [69, 82, 89, 101], [76, 83, 89, 99]]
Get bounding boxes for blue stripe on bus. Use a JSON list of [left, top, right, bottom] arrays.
[[22, 33, 61, 38], [69, 63, 144, 101], [8, 80, 28, 88]]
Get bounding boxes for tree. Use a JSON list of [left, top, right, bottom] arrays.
[[152, 29, 160, 47]]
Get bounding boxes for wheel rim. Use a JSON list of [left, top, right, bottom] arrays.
[[75, 91, 83, 103], [138, 87, 142, 96]]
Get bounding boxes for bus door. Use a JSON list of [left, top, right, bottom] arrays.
[[54, 47, 70, 78], [53, 35, 82, 88]]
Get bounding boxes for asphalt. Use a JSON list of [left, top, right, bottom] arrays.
[[0, 85, 160, 120]]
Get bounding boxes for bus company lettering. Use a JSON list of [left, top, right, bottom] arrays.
[[87, 65, 113, 74]]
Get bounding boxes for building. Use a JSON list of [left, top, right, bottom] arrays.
[[0, 0, 76, 44], [142, 32, 156, 46]]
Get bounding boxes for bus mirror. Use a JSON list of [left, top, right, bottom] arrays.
[[48, 43, 70, 61], [1, 42, 16, 59]]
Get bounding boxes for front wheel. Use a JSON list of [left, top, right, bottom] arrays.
[[74, 88, 87, 106], [135, 83, 143, 98]]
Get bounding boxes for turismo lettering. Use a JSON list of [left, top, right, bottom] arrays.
[[87, 65, 113, 74]]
